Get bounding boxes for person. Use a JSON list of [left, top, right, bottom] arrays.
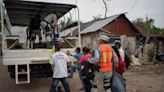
[[80, 47, 92, 92], [49, 37, 67, 92], [49, 38, 65, 64], [52, 24, 60, 43], [112, 46, 126, 75], [80, 47, 92, 64], [27, 14, 42, 48], [67, 47, 83, 78], [87, 35, 118, 92], [115, 41, 125, 62], [67, 47, 85, 90], [49, 45, 71, 92]]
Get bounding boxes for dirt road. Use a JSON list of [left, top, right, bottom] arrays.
[[0, 56, 164, 92]]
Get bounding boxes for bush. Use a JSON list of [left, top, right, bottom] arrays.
[[147, 45, 155, 62]]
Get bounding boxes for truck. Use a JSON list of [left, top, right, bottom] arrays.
[[1, 0, 81, 84]]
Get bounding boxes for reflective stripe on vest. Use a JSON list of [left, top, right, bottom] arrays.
[[99, 44, 113, 72]]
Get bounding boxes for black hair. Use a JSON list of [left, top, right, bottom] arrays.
[[82, 47, 90, 54], [55, 45, 61, 51], [112, 46, 120, 57], [115, 42, 121, 48], [76, 47, 81, 53]]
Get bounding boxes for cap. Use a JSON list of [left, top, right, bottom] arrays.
[[56, 38, 64, 42], [98, 35, 109, 42]]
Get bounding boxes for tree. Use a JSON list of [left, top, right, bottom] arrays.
[[102, 0, 108, 18], [92, 0, 110, 18], [93, 14, 102, 20], [59, 17, 75, 31], [0, 19, 1, 32], [134, 17, 164, 35]]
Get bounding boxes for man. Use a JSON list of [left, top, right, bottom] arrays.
[[88, 35, 118, 92], [27, 14, 42, 48], [115, 41, 125, 61], [67, 47, 85, 90], [49, 40, 71, 92], [49, 38, 64, 64], [67, 47, 83, 78]]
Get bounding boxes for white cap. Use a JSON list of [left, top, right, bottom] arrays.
[[56, 38, 64, 42], [98, 35, 109, 42]]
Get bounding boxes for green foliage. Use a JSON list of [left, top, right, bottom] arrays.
[[147, 46, 155, 62], [134, 16, 164, 35], [59, 17, 75, 31]]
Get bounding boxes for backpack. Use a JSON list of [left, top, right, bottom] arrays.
[[81, 62, 98, 79], [116, 56, 126, 74]]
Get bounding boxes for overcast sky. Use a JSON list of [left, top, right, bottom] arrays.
[[26, 0, 164, 28]]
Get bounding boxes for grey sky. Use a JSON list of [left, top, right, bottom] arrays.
[[27, 0, 164, 28]]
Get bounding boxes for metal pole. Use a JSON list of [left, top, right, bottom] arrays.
[[77, 7, 81, 48], [0, 0, 4, 51]]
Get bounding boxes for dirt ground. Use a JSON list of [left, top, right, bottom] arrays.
[[0, 56, 164, 92]]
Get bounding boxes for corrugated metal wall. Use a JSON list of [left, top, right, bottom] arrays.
[[103, 15, 137, 37]]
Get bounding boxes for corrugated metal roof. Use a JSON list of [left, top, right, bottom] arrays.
[[81, 14, 120, 34], [133, 23, 151, 36]]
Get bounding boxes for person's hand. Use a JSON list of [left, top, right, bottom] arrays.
[[66, 51, 71, 56]]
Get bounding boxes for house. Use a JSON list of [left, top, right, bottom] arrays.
[[60, 13, 140, 53], [80, 13, 139, 52], [133, 22, 164, 61]]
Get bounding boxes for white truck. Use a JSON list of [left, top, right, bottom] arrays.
[[1, 0, 81, 84]]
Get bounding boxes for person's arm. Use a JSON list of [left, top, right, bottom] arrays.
[[88, 49, 100, 64], [66, 54, 69, 63], [50, 55, 55, 70], [73, 53, 83, 61], [79, 56, 87, 64], [112, 49, 119, 68]]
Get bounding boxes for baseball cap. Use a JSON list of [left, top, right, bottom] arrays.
[[98, 35, 109, 42]]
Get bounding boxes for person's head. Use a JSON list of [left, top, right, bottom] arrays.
[[112, 46, 120, 57], [75, 47, 81, 53], [55, 38, 64, 45], [98, 35, 109, 44], [55, 45, 61, 52], [82, 47, 89, 55], [115, 41, 121, 49]]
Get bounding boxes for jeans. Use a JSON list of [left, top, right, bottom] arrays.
[[49, 77, 71, 92], [84, 78, 91, 92], [69, 66, 76, 78]]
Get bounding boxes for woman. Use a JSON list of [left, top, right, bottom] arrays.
[[80, 47, 92, 92], [112, 46, 126, 75]]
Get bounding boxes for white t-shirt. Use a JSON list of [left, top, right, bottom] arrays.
[[51, 51, 69, 78], [119, 47, 125, 61]]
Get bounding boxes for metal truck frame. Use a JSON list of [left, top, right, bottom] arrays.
[[1, 0, 81, 84]]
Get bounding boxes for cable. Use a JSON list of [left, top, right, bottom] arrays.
[[75, 0, 78, 5], [129, 0, 138, 14]]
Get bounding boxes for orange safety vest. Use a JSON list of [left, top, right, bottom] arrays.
[[99, 44, 113, 72]]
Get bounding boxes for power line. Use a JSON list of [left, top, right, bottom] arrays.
[[129, 0, 138, 14]]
